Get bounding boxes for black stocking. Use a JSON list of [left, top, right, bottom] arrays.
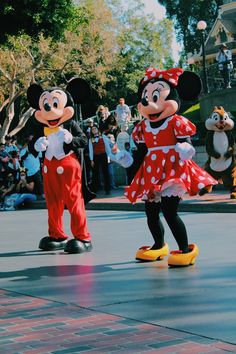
[[161, 196, 189, 252], [145, 201, 164, 249], [145, 197, 189, 252]]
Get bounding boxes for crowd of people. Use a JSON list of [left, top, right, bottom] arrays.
[[0, 97, 139, 210], [83, 97, 138, 195], [0, 135, 44, 211]]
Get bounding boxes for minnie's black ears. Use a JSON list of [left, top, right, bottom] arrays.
[[27, 84, 44, 109], [177, 71, 202, 101], [66, 78, 91, 104]]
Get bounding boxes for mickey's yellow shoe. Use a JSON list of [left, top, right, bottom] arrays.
[[168, 243, 199, 267], [135, 243, 169, 261]]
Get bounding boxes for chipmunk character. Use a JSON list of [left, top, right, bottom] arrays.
[[199, 106, 236, 199], [124, 67, 218, 267], [27, 78, 93, 254]]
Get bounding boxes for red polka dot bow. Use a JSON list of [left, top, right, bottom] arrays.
[[142, 67, 184, 86]]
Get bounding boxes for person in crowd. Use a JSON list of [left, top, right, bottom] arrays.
[[216, 43, 233, 89], [0, 143, 9, 178], [96, 105, 109, 133], [89, 125, 111, 195], [7, 150, 20, 179], [106, 133, 118, 189], [20, 137, 44, 198], [124, 141, 134, 185], [116, 124, 130, 151], [115, 97, 131, 128], [0, 171, 16, 204], [1, 167, 37, 211], [11, 136, 20, 151], [84, 118, 94, 139], [83, 118, 96, 185], [104, 114, 120, 139], [4, 135, 19, 154]]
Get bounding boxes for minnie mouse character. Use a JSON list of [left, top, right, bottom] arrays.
[[27, 78, 93, 254], [125, 68, 217, 266]]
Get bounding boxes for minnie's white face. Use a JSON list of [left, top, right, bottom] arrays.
[[137, 80, 178, 122], [35, 89, 74, 128]]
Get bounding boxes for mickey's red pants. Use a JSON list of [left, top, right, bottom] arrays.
[[42, 153, 91, 241]]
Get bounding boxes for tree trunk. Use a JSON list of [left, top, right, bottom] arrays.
[[8, 107, 35, 137], [0, 101, 15, 143]]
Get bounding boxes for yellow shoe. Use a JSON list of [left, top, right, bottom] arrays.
[[135, 243, 169, 261], [168, 243, 199, 267]]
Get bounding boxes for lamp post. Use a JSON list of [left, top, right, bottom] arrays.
[[197, 20, 209, 93], [187, 57, 195, 71]]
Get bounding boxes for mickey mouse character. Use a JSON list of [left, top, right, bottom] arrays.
[[27, 78, 93, 254], [125, 67, 217, 266], [199, 106, 236, 199]]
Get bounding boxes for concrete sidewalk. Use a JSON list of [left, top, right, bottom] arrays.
[[86, 187, 236, 213], [1, 209, 236, 353], [30, 186, 236, 213]]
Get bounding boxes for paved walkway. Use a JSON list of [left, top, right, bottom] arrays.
[[30, 186, 236, 213], [1, 207, 236, 353], [1, 289, 235, 354], [86, 187, 236, 213]]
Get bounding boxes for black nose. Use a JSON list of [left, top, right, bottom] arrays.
[[141, 98, 149, 106], [44, 103, 51, 111]]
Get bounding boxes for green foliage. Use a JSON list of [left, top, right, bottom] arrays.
[[183, 103, 201, 122], [157, 0, 224, 56], [0, 0, 178, 138], [0, 0, 74, 43], [103, 0, 174, 108]]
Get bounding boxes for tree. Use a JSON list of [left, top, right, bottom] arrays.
[[158, 0, 224, 56], [0, 1, 118, 140], [0, 0, 75, 43], [104, 0, 174, 107]]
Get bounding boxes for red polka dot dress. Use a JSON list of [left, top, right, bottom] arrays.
[[125, 115, 217, 203]]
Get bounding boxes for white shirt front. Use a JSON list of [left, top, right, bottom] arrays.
[[45, 131, 71, 161]]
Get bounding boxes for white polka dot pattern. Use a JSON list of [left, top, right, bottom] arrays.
[[151, 154, 156, 160], [57, 166, 64, 174], [124, 114, 217, 203]]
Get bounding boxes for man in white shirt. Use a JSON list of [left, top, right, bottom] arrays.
[[115, 98, 131, 128]]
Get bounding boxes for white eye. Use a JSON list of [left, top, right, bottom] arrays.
[[142, 92, 148, 100], [211, 113, 219, 121], [223, 114, 228, 121], [43, 98, 49, 105], [152, 90, 160, 103], [43, 98, 50, 111], [53, 97, 59, 108]]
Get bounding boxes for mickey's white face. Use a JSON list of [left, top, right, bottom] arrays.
[[206, 110, 234, 132], [35, 89, 74, 128], [137, 80, 178, 122]]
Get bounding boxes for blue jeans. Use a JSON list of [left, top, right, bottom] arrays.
[[5, 193, 37, 207]]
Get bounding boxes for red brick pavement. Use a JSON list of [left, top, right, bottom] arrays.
[[1, 289, 236, 353]]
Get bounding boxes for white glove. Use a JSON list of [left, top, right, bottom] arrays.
[[175, 142, 195, 161], [112, 150, 133, 168], [34, 136, 49, 152], [57, 129, 73, 144]]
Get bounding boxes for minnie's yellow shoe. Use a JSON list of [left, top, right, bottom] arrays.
[[135, 243, 169, 261], [168, 243, 199, 267]]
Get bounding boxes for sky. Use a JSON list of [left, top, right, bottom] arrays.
[[142, 0, 181, 63]]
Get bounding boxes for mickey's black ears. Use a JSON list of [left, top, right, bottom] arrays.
[[27, 84, 44, 109], [66, 78, 91, 104], [177, 71, 202, 101]]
